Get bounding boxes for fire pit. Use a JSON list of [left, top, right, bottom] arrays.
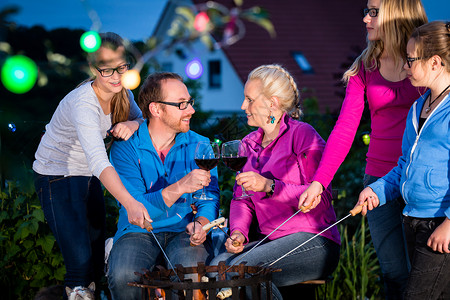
[[129, 261, 280, 300]]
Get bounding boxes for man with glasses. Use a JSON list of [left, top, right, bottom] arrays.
[[106, 72, 220, 300]]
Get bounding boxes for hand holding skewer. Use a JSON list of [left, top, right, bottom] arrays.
[[225, 231, 245, 253], [354, 187, 379, 216], [187, 219, 207, 246], [144, 219, 153, 231], [202, 217, 242, 248], [188, 203, 202, 246]]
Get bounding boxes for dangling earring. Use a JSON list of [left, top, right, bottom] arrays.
[[267, 102, 275, 124], [267, 111, 275, 124]]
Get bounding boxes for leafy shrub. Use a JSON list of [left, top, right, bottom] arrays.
[[0, 179, 65, 300], [319, 217, 383, 300]]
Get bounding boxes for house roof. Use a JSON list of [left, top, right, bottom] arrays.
[[194, 0, 367, 113]]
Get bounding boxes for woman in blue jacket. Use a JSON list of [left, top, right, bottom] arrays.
[[356, 21, 450, 300]]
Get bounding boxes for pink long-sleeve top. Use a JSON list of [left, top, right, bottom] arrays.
[[313, 63, 426, 188], [229, 114, 341, 246]]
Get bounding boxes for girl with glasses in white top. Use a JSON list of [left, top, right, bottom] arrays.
[[33, 32, 151, 299]]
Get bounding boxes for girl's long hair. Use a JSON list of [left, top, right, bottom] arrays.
[[343, 0, 427, 84], [81, 32, 131, 125]]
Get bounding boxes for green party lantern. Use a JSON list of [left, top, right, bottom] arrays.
[[213, 134, 224, 147], [1, 55, 38, 94], [80, 31, 101, 53], [362, 132, 371, 146]]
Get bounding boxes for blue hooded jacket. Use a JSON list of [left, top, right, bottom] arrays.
[[110, 121, 220, 242], [370, 91, 450, 219]]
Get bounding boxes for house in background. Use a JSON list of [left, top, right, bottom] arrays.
[[152, 0, 367, 115], [151, 0, 244, 116]]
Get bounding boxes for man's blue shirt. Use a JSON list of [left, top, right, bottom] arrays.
[[110, 121, 220, 242]]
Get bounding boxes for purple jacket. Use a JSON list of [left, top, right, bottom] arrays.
[[230, 114, 340, 245]]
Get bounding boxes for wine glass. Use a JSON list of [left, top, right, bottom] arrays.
[[194, 141, 220, 200], [221, 140, 253, 199]]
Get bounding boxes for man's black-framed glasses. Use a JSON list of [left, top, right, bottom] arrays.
[[363, 8, 379, 17], [406, 57, 421, 68], [95, 63, 130, 77], [158, 98, 195, 110]]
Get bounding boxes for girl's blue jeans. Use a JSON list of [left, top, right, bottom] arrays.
[[364, 174, 410, 300], [34, 172, 105, 296]]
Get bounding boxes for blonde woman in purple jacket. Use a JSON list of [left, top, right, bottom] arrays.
[[210, 65, 340, 298]]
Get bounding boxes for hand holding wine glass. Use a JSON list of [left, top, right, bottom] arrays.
[[221, 140, 253, 199], [194, 141, 220, 200]]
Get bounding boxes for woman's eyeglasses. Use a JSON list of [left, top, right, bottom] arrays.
[[406, 57, 421, 68], [363, 8, 379, 17], [95, 63, 130, 77], [158, 98, 195, 110]]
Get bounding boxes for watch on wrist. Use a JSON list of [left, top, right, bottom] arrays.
[[267, 180, 275, 196]]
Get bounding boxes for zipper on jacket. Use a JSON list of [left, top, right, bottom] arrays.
[[402, 100, 434, 203], [402, 134, 419, 204]]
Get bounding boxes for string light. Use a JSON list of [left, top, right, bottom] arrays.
[[193, 12, 211, 32], [80, 31, 101, 53], [121, 69, 141, 90], [185, 58, 203, 79], [361, 132, 370, 145], [8, 123, 16, 133], [1, 55, 38, 94]]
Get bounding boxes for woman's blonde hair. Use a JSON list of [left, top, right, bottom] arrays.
[[410, 21, 450, 73], [343, 0, 427, 84], [248, 64, 302, 119], [83, 32, 131, 125]]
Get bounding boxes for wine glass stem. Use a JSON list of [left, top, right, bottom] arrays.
[[238, 171, 248, 196], [202, 186, 206, 197]]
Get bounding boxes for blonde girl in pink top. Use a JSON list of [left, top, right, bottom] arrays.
[[298, 0, 427, 298]]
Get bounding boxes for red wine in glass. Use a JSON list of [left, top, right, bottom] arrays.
[[195, 158, 220, 171], [194, 141, 220, 200], [221, 140, 253, 199], [222, 157, 247, 172]]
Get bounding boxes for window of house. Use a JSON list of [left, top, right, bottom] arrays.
[[292, 52, 314, 74], [161, 62, 173, 72], [208, 60, 221, 88]]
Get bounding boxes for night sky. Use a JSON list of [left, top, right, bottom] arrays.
[[2, 0, 448, 42]]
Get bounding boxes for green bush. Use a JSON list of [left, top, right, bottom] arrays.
[[319, 217, 382, 300], [0, 179, 65, 300]]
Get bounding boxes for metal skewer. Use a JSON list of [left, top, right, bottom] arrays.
[[222, 203, 313, 274], [202, 217, 241, 246], [216, 225, 241, 247], [144, 219, 182, 282], [265, 203, 366, 268]]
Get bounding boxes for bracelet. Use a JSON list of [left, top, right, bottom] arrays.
[[194, 219, 203, 227]]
